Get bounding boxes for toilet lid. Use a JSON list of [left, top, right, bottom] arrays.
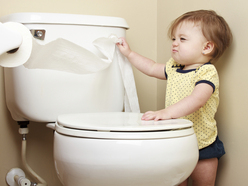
[[55, 112, 194, 139]]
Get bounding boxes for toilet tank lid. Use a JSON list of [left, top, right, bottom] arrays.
[[0, 12, 129, 29], [56, 112, 193, 132]]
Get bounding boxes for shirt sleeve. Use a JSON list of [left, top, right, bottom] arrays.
[[194, 64, 219, 93]]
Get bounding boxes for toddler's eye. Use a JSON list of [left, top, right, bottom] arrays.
[[172, 38, 176, 41], [180, 37, 186, 41]]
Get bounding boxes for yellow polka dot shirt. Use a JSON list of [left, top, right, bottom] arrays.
[[165, 58, 219, 149]]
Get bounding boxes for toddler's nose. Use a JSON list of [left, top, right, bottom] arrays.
[[172, 40, 178, 47]]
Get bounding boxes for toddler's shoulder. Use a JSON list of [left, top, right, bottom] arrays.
[[197, 63, 218, 75]]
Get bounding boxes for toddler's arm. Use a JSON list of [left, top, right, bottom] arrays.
[[117, 37, 166, 80], [141, 83, 213, 121]]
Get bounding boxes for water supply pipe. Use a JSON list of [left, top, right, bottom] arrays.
[[18, 122, 48, 186]]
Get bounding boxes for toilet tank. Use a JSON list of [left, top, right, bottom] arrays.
[[1, 13, 129, 122]]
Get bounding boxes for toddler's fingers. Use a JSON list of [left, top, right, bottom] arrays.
[[141, 111, 155, 120]]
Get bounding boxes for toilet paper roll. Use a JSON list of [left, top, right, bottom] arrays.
[[0, 22, 32, 67], [0, 22, 140, 112]]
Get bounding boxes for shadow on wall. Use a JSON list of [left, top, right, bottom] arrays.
[[214, 36, 235, 186]]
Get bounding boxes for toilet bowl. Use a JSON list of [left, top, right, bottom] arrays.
[[54, 112, 198, 186], [1, 13, 199, 186]]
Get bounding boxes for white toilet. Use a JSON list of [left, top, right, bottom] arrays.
[[1, 13, 198, 186]]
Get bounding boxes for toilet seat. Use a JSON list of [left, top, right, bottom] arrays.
[[55, 112, 194, 140]]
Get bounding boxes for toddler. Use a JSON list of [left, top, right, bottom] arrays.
[[117, 10, 232, 186]]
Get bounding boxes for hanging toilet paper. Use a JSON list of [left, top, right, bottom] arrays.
[[24, 37, 114, 74], [0, 22, 140, 112]]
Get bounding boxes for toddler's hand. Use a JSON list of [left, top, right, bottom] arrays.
[[116, 37, 132, 58], [141, 109, 172, 121]]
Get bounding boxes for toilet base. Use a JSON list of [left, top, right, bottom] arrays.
[[54, 131, 198, 186]]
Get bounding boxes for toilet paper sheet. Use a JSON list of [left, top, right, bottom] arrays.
[[24, 37, 113, 74], [0, 22, 140, 112]]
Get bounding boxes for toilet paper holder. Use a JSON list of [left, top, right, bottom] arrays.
[[30, 29, 46, 40]]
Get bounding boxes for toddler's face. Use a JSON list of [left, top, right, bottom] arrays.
[[171, 21, 208, 69]]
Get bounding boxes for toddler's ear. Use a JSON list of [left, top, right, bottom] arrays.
[[202, 41, 214, 55]]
